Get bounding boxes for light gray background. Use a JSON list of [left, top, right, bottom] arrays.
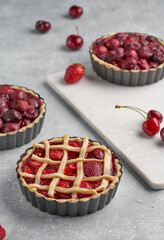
[[0, 0, 164, 239]]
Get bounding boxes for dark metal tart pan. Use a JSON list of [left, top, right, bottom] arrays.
[[0, 85, 46, 150]]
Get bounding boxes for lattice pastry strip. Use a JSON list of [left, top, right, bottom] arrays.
[[19, 135, 118, 200]]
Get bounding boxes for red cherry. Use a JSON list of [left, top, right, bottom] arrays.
[[125, 50, 138, 59], [0, 225, 6, 240], [138, 58, 150, 70], [124, 39, 141, 51], [93, 46, 108, 59], [69, 5, 83, 18], [147, 110, 163, 123], [0, 85, 13, 94], [160, 128, 164, 142], [66, 34, 83, 50], [153, 51, 164, 64], [10, 89, 27, 100], [28, 97, 39, 108], [121, 57, 137, 70], [11, 100, 30, 113], [3, 109, 22, 123], [23, 108, 39, 120], [1, 122, 20, 133], [105, 39, 120, 49], [0, 119, 3, 129], [115, 105, 161, 137], [138, 46, 153, 59], [20, 119, 31, 128], [35, 20, 51, 33], [142, 118, 160, 136]]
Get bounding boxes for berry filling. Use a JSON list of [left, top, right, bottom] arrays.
[[91, 32, 164, 70], [0, 85, 42, 133], [20, 139, 118, 200]]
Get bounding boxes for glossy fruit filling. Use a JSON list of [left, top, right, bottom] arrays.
[[0, 85, 42, 133], [91, 32, 164, 70], [21, 140, 118, 200]]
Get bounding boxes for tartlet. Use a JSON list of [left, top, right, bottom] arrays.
[[17, 135, 122, 216], [0, 85, 46, 150], [89, 32, 164, 86]]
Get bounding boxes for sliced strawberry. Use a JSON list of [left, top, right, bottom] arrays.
[[40, 178, 52, 186], [24, 165, 33, 174], [69, 141, 82, 147], [29, 159, 42, 168], [64, 165, 71, 175], [33, 148, 45, 157], [23, 177, 35, 184], [39, 190, 49, 198], [80, 181, 91, 189], [84, 161, 103, 177], [57, 180, 69, 188], [68, 163, 77, 172], [54, 192, 72, 199], [93, 149, 104, 159], [42, 164, 59, 174], [49, 149, 64, 160], [89, 180, 101, 189], [68, 151, 79, 159]]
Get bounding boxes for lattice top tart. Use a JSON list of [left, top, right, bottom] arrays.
[[17, 135, 122, 203]]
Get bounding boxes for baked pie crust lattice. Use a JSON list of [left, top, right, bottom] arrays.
[[17, 135, 122, 204]]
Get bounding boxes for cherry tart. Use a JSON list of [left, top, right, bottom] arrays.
[[17, 135, 122, 216], [89, 32, 164, 86], [0, 85, 46, 150]]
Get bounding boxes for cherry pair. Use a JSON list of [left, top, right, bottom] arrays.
[[115, 105, 164, 142]]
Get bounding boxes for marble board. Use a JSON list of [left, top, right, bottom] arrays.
[[47, 64, 164, 190]]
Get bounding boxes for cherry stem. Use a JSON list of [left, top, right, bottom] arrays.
[[115, 105, 147, 120], [75, 26, 79, 35]]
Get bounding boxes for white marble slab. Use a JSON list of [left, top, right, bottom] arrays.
[[47, 64, 164, 189]]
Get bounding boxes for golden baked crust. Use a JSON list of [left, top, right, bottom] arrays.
[[89, 32, 164, 73], [17, 135, 122, 203], [0, 85, 46, 137]]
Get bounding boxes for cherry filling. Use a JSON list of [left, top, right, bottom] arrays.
[[21, 142, 117, 200], [0, 85, 42, 133], [91, 32, 164, 70]]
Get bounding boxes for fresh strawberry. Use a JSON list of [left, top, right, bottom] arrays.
[[64, 64, 85, 84], [0, 225, 6, 240]]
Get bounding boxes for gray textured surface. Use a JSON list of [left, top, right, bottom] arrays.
[[0, 0, 164, 239]]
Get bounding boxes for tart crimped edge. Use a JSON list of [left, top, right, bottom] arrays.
[[89, 32, 164, 73], [16, 136, 122, 204], [0, 85, 46, 137]]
